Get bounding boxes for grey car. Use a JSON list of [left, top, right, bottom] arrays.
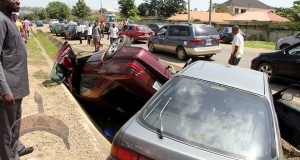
[[109, 61, 300, 160], [147, 24, 221, 61], [276, 32, 300, 50]]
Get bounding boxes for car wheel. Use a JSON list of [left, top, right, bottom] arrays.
[[176, 47, 188, 61], [204, 54, 213, 59], [102, 35, 132, 61], [130, 37, 135, 44], [280, 44, 290, 50], [258, 63, 274, 81], [148, 42, 156, 53]]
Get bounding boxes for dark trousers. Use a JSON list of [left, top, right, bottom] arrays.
[[77, 32, 82, 44], [230, 57, 241, 66], [110, 37, 117, 44], [0, 99, 23, 160], [87, 35, 92, 45]]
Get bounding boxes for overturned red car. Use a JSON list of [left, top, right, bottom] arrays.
[[51, 35, 173, 113]]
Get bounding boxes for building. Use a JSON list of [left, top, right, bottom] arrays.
[[225, 11, 290, 22], [222, 0, 275, 14]]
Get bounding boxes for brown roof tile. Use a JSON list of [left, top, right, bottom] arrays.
[[167, 11, 232, 23], [225, 11, 290, 22]]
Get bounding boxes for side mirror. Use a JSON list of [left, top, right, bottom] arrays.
[[281, 93, 293, 101]]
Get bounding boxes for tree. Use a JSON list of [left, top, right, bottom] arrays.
[[46, 1, 70, 20], [72, 0, 91, 19], [292, 0, 300, 21], [211, 3, 231, 13], [138, 3, 150, 16], [98, 8, 108, 14], [145, 0, 186, 18], [276, 7, 298, 21], [37, 9, 47, 20], [118, 0, 139, 18]]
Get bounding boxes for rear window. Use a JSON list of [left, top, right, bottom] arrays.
[[137, 26, 151, 31], [139, 77, 276, 159], [194, 26, 218, 36]]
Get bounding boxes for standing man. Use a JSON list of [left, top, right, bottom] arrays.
[[123, 18, 128, 31], [107, 23, 119, 44], [228, 25, 244, 66], [11, 12, 26, 43], [87, 23, 93, 46], [22, 17, 31, 40], [0, 0, 33, 159], [75, 22, 84, 44], [92, 21, 101, 52], [99, 21, 105, 39]]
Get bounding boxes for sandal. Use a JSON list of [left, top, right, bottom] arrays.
[[19, 147, 34, 157]]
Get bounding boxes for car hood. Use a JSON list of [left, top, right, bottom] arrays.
[[258, 50, 280, 57]]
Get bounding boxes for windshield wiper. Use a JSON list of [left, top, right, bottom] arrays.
[[157, 97, 172, 139]]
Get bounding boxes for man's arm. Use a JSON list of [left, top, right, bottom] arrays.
[[0, 20, 15, 106]]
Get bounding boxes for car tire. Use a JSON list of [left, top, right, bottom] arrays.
[[204, 55, 213, 59], [176, 47, 188, 61], [258, 63, 274, 81], [102, 35, 132, 61], [280, 44, 290, 50], [130, 37, 135, 44], [148, 42, 156, 53]]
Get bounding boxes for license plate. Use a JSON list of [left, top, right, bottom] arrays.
[[145, 33, 149, 36], [206, 39, 212, 45], [153, 81, 162, 91]]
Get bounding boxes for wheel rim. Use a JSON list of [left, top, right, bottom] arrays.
[[107, 37, 123, 56], [177, 48, 185, 60], [149, 43, 154, 52], [259, 65, 273, 79], [131, 37, 134, 43]]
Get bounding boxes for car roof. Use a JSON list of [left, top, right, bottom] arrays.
[[178, 61, 266, 96]]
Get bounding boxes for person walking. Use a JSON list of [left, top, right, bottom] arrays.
[[228, 25, 244, 66], [107, 23, 119, 44], [75, 22, 84, 44], [11, 12, 26, 43], [92, 22, 101, 52], [99, 21, 105, 39], [87, 23, 93, 46], [22, 17, 31, 40], [0, 0, 33, 159]]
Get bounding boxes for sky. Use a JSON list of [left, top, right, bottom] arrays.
[[21, 0, 295, 11]]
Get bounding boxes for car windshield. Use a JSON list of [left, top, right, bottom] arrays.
[[194, 26, 218, 36], [137, 26, 151, 31], [139, 77, 276, 159]]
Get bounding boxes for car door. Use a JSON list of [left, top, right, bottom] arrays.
[[162, 25, 179, 53], [153, 26, 168, 51], [51, 41, 78, 91], [273, 84, 300, 149], [277, 44, 300, 80]]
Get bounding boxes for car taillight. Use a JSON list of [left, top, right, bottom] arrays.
[[111, 143, 139, 160], [110, 143, 152, 160], [215, 37, 220, 41], [126, 62, 144, 78], [189, 38, 202, 43], [137, 32, 144, 36]]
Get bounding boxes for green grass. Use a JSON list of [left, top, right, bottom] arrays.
[[26, 36, 48, 66], [244, 41, 275, 50], [33, 32, 58, 60]]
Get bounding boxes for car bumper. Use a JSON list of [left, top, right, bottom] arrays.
[[135, 36, 150, 41], [185, 46, 221, 56]]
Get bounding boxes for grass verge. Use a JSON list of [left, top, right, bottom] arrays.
[[33, 32, 58, 60], [244, 41, 275, 50]]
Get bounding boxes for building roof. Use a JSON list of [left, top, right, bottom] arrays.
[[225, 11, 290, 22], [222, 0, 274, 10], [167, 11, 232, 23]]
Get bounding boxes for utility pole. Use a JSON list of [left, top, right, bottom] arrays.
[[188, 0, 190, 23], [209, 0, 212, 25]]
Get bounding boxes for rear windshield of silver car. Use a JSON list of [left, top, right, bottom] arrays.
[[194, 26, 218, 36], [139, 76, 277, 159], [137, 26, 151, 31]]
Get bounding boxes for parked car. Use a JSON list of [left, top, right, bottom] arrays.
[[49, 19, 59, 28], [55, 24, 69, 36], [219, 27, 246, 44], [275, 32, 300, 50], [64, 24, 87, 40], [251, 42, 300, 82], [50, 23, 60, 34], [147, 23, 165, 32], [109, 60, 300, 160], [51, 35, 173, 113], [36, 20, 43, 27], [148, 24, 221, 61], [119, 24, 154, 43]]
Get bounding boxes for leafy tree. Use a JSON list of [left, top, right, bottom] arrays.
[[37, 9, 47, 20], [211, 3, 231, 13], [144, 0, 186, 18], [118, 0, 139, 18], [72, 0, 91, 19], [276, 7, 298, 21], [46, 1, 70, 20], [99, 8, 108, 14], [138, 3, 150, 16], [292, 0, 300, 21]]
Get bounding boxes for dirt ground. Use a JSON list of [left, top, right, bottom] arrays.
[[18, 34, 111, 160]]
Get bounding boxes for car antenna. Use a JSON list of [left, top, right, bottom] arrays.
[[158, 97, 172, 139]]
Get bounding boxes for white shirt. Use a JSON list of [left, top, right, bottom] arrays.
[[109, 27, 119, 38], [232, 32, 244, 58], [88, 26, 93, 35], [76, 25, 84, 33]]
